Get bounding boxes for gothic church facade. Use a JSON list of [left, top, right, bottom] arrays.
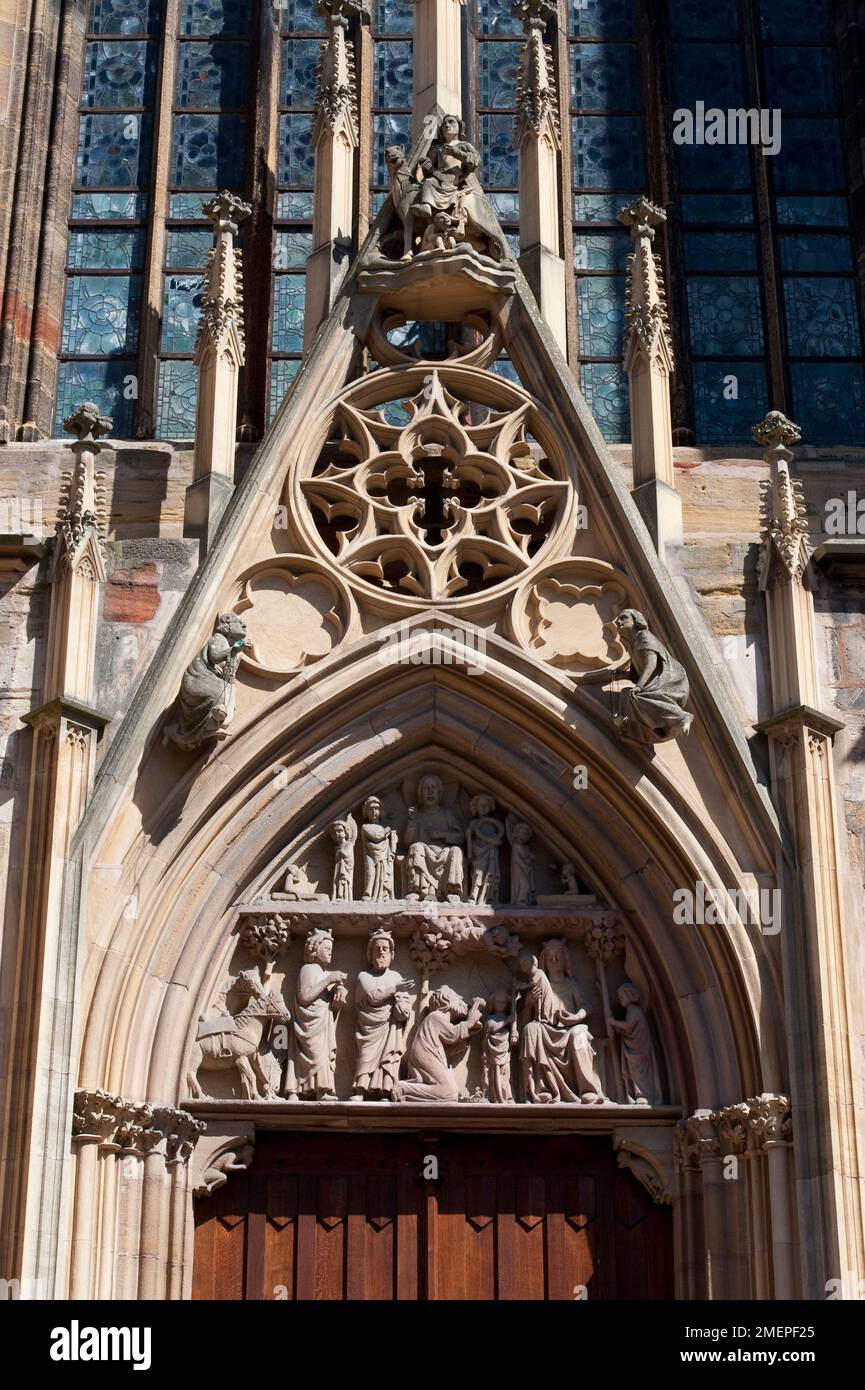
[[0, 0, 864, 1302]]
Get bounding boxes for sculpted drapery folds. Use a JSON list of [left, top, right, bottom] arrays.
[[360, 796, 398, 901], [517, 942, 606, 1104], [612, 609, 692, 744], [352, 930, 414, 1100], [606, 983, 663, 1107], [393, 986, 485, 1103], [285, 929, 348, 1102], [405, 773, 466, 902], [385, 115, 510, 263], [168, 612, 248, 750]]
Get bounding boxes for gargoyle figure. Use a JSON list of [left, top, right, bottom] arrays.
[[612, 608, 692, 744], [385, 116, 510, 263], [167, 612, 247, 750]]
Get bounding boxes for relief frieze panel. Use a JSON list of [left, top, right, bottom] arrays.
[[185, 907, 665, 1112]]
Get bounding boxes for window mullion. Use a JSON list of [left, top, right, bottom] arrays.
[[742, 0, 788, 413], [135, 0, 180, 438], [237, 2, 280, 442], [555, 0, 579, 366]]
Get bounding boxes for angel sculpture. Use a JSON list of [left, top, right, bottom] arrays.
[[330, 813, 357, 901], [360, 795, 398, 902], [507, 814, 536, 905]]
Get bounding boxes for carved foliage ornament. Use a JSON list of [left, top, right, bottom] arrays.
[[296, 369, 573, 602]]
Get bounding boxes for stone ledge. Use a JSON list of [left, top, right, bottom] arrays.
[[185, 1099, 683, 1133]]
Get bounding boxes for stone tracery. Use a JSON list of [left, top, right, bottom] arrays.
[[297, 368, 571, 601]]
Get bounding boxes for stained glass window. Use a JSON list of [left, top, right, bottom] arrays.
[[667, 1, 767, 443], [570, 0, 640, 442], [474, 10, 519, 192], [269, 2, 329, 424], [471, 4, 519, 281], [757, 3, 865, 443], [372, 0, 414, 198], [157, 0, 251, 437], [57, 0, 158, 433]]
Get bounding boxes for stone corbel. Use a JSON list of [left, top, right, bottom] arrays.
[[612, 1125, 676, 1205], [191, 1123, 256, 1198]]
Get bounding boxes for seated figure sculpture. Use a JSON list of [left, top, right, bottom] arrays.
[[385, 115, 510, 263], [516, 941, 606, 1104], [404, 773, 465, 901]]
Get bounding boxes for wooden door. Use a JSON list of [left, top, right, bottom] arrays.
[[193, 1132, 673, 1300]]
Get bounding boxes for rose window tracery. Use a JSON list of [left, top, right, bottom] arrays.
[[295, 368, 575, 602]]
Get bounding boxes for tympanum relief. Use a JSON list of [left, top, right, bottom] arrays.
[[292, 774, 558, 907], [187, 907, 665, 1110]]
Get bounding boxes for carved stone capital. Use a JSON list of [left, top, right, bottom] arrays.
[[746, 1093, 792, 1150], [72, 1089, 125, 1143], [712, 1101, 752, 1156], [72, 1091, 204, 1164], [677, 1097, 793, 1168], [677, 1109, 721, 1168]]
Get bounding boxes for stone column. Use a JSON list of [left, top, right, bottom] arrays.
[[412, 0, 464, 144], [70, 1093, 203, 1300], [747, 1093, 797, 1299], [672, 1123, 707, 1299], [753, 410, 863, 1300], [618, 197, 682, 557], [714, 1101, 770, 1299], [512, 0, 566, 355], [683, 1108, 751, 1299], [184, 192, 251, 557], [304, 0, 362, 353], [0, 404, 110, 1297]]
